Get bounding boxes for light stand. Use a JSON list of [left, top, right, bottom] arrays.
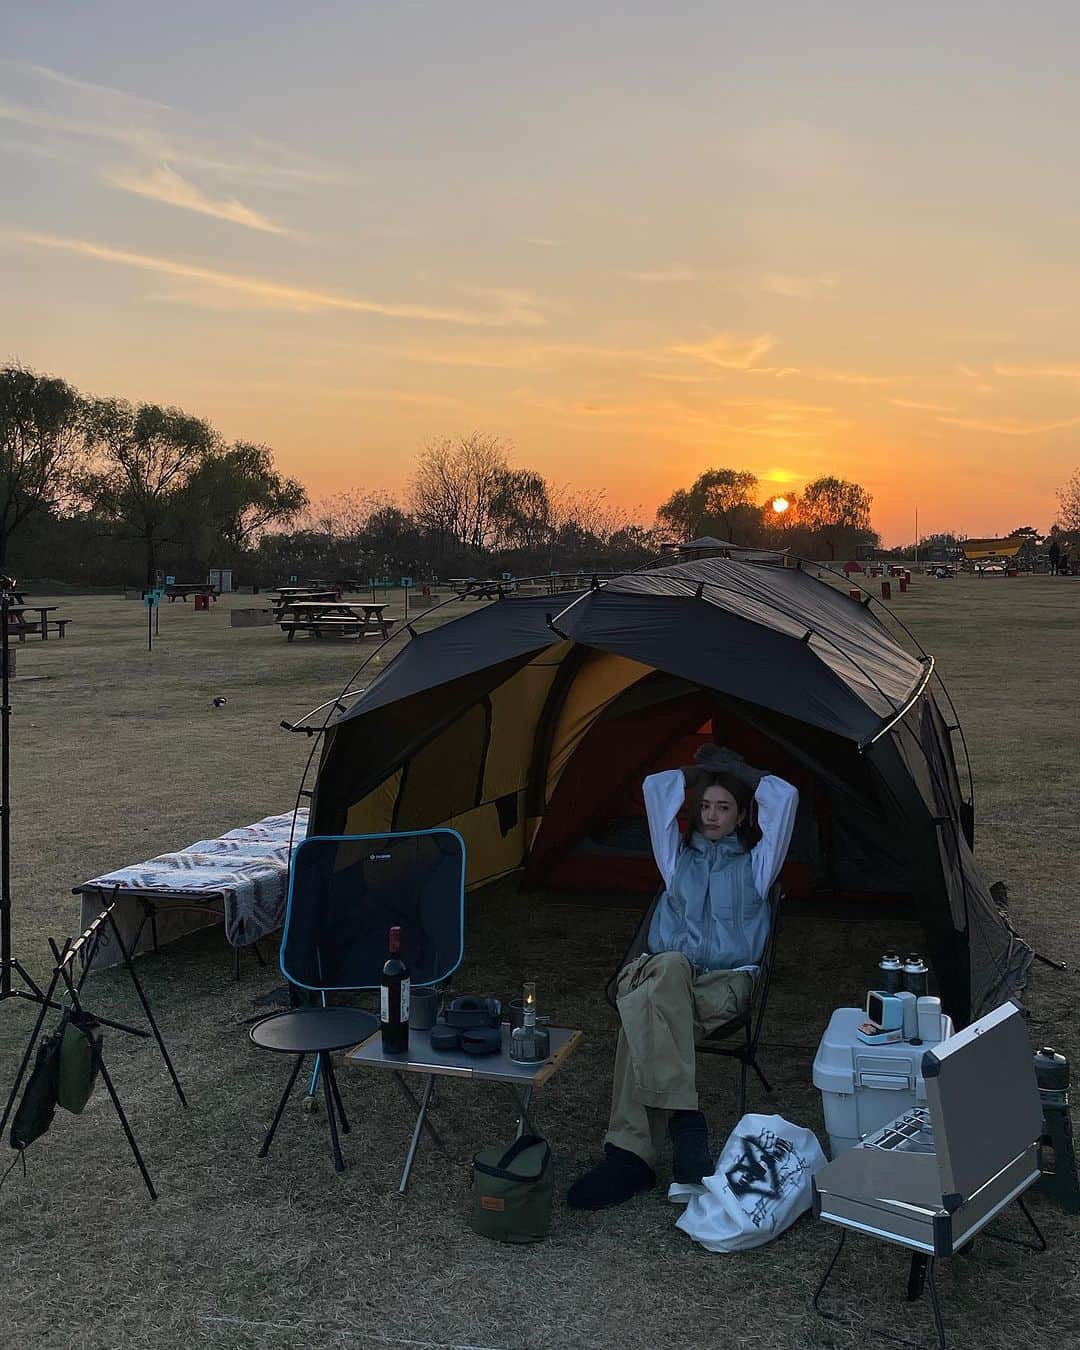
[[0, 575, 46, 1005]]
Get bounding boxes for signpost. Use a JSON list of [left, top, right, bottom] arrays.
[[400, 576, 413, 623], [142, 589, 160, 652]]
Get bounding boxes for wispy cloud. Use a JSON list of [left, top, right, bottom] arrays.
[[758, 272, 835, 299], [807, 368, 894, 386], [8, 232, 547, 327], [993, 363, 1080, 381], [624, 265, 697, 284], [0, 59, 170, 111], [889, 397, 955, 412], [105, 163, 289, 235], [0, 62, 348, 191], [454, 285, 549, 326], [936, 413, 1080, 436], [670, 333, 774, 369]]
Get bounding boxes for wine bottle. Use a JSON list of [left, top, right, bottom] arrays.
[[380, 925, 410, 1054]]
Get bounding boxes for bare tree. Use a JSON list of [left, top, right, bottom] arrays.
[[411, 434, 513, 553], [0, 363, 86, 568], [1057, 469, 1080, 531]]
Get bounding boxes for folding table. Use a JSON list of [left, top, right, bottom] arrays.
[[346, 1023, 581, 1192]]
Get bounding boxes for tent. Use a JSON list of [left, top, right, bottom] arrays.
[[309, 557, 1032, 1024]]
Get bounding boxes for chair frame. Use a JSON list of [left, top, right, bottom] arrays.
[[253, 827, 467, 1172], [605, 882, 783, 1118]]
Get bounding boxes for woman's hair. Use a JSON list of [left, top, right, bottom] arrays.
[[687, 771, 761, 851]]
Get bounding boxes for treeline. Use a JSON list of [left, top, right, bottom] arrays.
[[1, 361, 881, 588], [0, 363, 306, 586]]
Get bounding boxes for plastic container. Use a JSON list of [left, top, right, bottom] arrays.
[[812, 1006, 954, 1157]]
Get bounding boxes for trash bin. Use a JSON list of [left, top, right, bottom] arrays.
[[194, 592, 210, 611]]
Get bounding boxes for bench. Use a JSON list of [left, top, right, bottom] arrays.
[[280, 618, 367, 642], [45, 619, 71, 638], [4, 621, 40, 642]]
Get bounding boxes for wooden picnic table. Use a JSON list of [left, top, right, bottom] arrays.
[[277, 600, 393, 642], [2, 605, 69, 641], [450, 578, 515, 600], [271, 589, 340, 612], [165, 583, 218, 602]]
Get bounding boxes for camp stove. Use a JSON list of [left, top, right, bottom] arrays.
[[813, 1001, 1042, 1256]]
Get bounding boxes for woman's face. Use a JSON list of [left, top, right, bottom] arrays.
[[698, 785, 745, 840]]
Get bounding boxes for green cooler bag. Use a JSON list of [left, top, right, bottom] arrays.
[[470, 1135, 553, 1244]]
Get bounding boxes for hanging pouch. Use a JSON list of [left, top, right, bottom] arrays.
[[9, 1024, 63, 1152], [470, 1134, 553, 1244], [57, 1011, 102, 1115]]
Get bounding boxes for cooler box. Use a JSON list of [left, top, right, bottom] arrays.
[[812, 1006, 954, 1157]]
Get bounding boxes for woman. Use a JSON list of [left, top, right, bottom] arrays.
[[567, 745, 798, 1210]]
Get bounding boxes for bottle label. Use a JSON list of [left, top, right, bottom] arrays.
[[381, 980, 410, 1023]]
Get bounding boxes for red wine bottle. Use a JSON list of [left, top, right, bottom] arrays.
[[380, 925, 410, 1054]]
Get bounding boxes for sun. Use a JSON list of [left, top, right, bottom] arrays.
[[771, 496, 790, 514]]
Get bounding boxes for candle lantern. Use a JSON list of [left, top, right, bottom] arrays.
[[509, 980, 550, 1063]]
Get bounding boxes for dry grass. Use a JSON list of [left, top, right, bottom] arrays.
[[1, 576, 1078, 1350]]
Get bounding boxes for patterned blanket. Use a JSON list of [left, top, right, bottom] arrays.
[[75, 808, 309, 946]]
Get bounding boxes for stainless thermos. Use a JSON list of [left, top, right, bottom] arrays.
[[902, 954, 929, 997], [878, 953, 904, 994]]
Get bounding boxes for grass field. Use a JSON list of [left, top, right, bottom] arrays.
[[1, 575, 1078, 1350]]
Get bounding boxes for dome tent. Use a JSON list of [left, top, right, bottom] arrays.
[[309, 557, 1031, 1024]]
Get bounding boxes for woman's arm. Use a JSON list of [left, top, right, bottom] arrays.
[[750, 774, 799, 898], [642, 769, 687, 889]]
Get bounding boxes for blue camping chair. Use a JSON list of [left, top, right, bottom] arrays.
[[249, 829, 466, 1172]]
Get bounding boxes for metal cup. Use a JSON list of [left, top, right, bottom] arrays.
[[410, 987, 441, 1031]]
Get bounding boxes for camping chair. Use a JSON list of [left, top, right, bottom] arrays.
[[249, 829, 466, 1172], [605, 882, 783, 1119]]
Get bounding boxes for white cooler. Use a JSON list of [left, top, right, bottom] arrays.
[[812, 1006, 954, 1157]]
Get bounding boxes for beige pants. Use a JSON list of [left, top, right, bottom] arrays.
[[604, 950, 753, 1166]]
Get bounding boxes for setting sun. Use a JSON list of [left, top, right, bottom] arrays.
[[771, 497, 791, 514]]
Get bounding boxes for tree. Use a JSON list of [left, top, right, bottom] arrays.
[[490, 469, 553, 553], [0, 364, 86, 568], [656, 468, 759, 544], [180, 442, 307, 567], [411, 434, 513, 554], [1054, 470, 1080, 531], [79, 399, 218, 584], [798, 475, 876, 560]]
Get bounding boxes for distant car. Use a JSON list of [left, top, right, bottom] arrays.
[[931, 565, 956, 579]]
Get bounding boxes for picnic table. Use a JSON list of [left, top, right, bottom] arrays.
[[449, 578, 513, 600], [277, 600, 393, 641], [270, 589, 340, 613], [166, 583, 218, 602], [2, 605, 69, 641]]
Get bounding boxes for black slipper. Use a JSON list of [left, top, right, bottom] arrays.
[[566, 1144, 656, 1210]]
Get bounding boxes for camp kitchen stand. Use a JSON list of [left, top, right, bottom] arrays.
[[811, 1001, 1047, 1349], [346, 1024, 581, 1193]]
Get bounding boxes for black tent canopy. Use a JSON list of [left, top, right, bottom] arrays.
[[310, 558, 1032, 1023]]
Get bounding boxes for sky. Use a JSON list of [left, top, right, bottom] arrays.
[[3, 3, 1080, 545]]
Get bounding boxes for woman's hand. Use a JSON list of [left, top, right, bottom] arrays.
[[693, 743, 765, 790]]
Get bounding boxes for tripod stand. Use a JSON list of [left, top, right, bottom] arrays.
[[0, 578, 48, 1008]]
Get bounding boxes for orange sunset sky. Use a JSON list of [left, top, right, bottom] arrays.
[[4, 5, 1080, 545]]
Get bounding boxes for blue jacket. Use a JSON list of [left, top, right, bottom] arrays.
[[642, 770, 799, 973]]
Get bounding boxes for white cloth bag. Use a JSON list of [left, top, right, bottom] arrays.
[[675, 1113, 828, 1252]]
